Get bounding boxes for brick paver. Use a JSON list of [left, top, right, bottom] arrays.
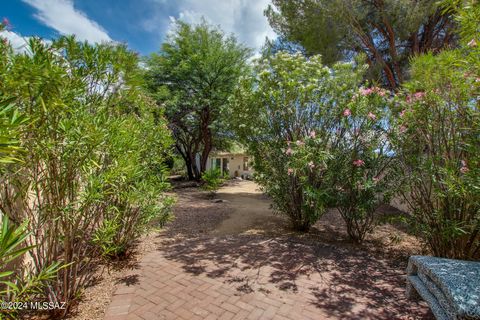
[[104, 234, 432, 320], [104, 183, 432, 320]]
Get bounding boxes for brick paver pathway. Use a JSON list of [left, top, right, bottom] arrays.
[[104, 183, 432, 320]]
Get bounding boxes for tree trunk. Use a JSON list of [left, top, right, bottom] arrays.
[[200, 134, 212, 174], [176, 143, 196, 180], [191, 153, 201, 181], [198, 106, 213, 177], [184, 156, 194, 180]]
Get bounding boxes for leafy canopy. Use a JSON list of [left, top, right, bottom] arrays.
[[265, 0, 456, 89], [145, 20, 251, 180]]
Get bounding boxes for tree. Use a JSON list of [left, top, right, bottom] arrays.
[[265, 0, 457, 89], [145, 21, 251, 180]]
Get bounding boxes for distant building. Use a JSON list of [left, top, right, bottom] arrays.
[[205, 149, 254, 179]]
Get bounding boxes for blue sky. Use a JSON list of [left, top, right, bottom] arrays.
[[2, 0, 276, 56]]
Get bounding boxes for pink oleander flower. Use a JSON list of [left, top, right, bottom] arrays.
[[285, 148, 293, 156], [296, 140, 304, 146], [467, 39, 477, 47], [309, 130, 316, 138], [353, 159, 365, 167], [359, 88, 373, 96], [287, 168, 294, 175], [461, 160, 467, 167], [376, 89, 387, 97], [367, 112, 377, 120], [399, 109, 406, 118], [308, 161, 315, 169], [460, 166, 470, 174], [413, 91, 426, 100], [406, 95, 412, 104], [343, 108, 351, 117], [399, 125, 407, 134]]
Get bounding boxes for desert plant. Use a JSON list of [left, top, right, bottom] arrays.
[[201, 168, 224, 198]]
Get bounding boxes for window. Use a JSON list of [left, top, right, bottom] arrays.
[[243, 157, 249, 171]]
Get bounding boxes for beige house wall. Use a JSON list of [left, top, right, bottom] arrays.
[[206, 153, 254, 178]]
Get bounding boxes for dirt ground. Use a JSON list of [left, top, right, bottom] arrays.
[[70, 179, 433, 320]]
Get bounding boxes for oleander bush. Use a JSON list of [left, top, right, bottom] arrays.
[[0, 215, 64, 320], [0, 33, 173, 315], [329, 87, 399, 243], [391, 2, 480, 259], [231, 52, 389, 232]]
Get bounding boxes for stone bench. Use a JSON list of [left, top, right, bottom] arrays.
[[406, 255, 480, 320]]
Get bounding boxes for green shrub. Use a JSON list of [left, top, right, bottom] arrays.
[[328, 87, 398, 242], [0, 35, 173, 314], [391, 2, 480, 259], [201, 168, 224, 198], [0, 98, 27, 165], [0, 215, 63, 319], [231, 52, 370, 231]]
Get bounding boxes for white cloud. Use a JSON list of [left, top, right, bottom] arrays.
[[0, 30, 53, 54], [22, 0, 112, 43], [147, 0, 276, 51], [1, 30, 29, 52]]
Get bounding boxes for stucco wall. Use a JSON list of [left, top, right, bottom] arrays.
[[206, 154, 254, 178]]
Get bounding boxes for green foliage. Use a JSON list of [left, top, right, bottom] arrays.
[[0, 216, 63, 319], [144, 20, 251, 180], [201, 168, 224, 197], [0, 216, 34, 268], [231, 52, 371, 231], [265, 0, 455, 88], [170, 155, 188, 176], [391, 1, 480, 259], [0, 98, 27, 165], [0, 35, 173, 313], [329, 87, 398, 242]]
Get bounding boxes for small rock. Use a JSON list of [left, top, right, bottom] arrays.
[[211, 199, 228, 203]]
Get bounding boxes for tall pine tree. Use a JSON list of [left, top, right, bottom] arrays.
[[266, 0, 457, 89]]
